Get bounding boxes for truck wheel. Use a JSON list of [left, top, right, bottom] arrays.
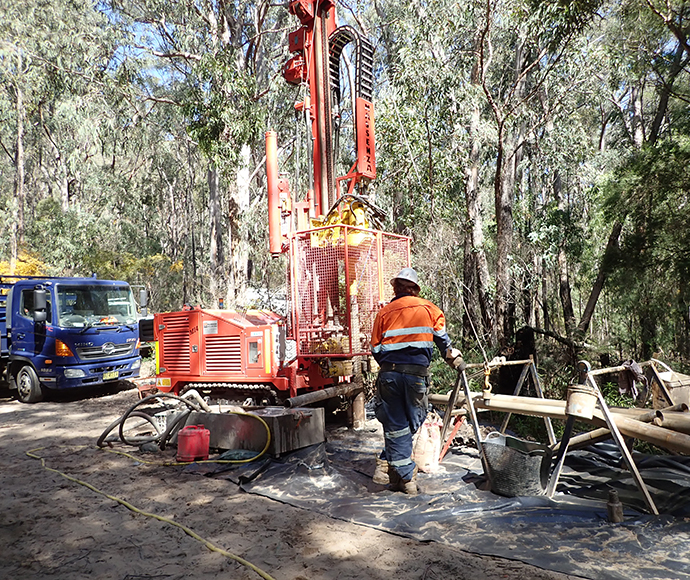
[[16, 365, 45, 403]]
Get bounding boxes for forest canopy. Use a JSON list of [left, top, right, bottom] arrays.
[[2, 0, 690, 376]]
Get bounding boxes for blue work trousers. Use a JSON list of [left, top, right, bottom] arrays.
[[374, 370, 429, 480]]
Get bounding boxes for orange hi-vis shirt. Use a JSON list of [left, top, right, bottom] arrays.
[[371, 295, 452, 367]]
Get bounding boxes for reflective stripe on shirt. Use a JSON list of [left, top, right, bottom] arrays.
[[382, 326, 434, 338], [372, 340, 435, 353]]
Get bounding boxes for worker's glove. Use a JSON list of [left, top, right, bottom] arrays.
[[445, 348, 466, 371]]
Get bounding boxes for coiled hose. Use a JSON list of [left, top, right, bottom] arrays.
[[97, 392, 272, 464], [97, 392, 202, 449]]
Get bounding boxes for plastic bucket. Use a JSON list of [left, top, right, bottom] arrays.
[[177, 425, 210, 462], [566, 384, 598, 419]]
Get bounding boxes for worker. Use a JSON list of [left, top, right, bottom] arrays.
[[370, 267, 464, 495]]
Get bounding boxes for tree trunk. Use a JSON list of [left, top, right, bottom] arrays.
[[631, 84, 645, 148], [554, 171, 576, 337], [208, 163, 226, 305], [492, 37, 527, 348], [649, 42, 686, 145], [463, 54, 493, 344], [228, 143, 252, 308], [11, 51, 26, 271], [493, 122, 512, 348], [576, 221, 623, 338]]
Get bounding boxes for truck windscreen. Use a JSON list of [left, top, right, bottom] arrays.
[[57, 285, 137, 328]]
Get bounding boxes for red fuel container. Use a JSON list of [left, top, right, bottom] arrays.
[[176, 425, 210, 462]]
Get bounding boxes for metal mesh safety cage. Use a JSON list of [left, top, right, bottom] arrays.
[[288, 225, 410, 359]]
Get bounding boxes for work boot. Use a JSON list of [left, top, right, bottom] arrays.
[[398, 476, 418, 496], [387, 465, 402, 490], [387, 465, 418, 496], [373, 456, 390, 484]]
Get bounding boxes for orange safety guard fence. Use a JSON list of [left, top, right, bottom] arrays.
[[288, 224, 410, 359]]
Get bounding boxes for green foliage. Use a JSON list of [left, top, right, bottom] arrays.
[[527, 0, 604, 47], [602, 137, 690, 358], [2, 0, 690, 414], [598, 379, 638, 408], [498, 412, 551, 442], [429, 359, 459, 395], [184, 51, 264, 172]]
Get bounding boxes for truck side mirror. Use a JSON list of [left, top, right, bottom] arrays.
[[139, 289, 148, 317], [33, 288, 47, 323]]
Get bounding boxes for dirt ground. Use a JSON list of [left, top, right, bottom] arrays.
[[0, 381, 585, 580]]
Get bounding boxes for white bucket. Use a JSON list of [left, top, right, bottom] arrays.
[[566, 384, 598, 419]]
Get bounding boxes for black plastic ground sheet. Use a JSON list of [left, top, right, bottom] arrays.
[[190, 425, 690, 580]]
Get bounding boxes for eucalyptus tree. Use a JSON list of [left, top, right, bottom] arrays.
[[509, 0, 690, 365], [102, 0, 292, 308], [596, 0, 690, 361], [0, 0, 122, 270], [468, 0, 607, 350], [369, 0, 485, 350], [370, 0, 607, 355]]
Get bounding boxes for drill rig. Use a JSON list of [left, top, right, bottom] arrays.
[[152, 0, 410, 413]]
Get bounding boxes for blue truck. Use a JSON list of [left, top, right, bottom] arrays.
[[0, 276, 141, 402]]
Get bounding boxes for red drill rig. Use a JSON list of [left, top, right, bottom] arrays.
[[151, 0, 410, 412]]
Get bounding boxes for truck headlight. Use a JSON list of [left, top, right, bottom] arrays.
[[64, 369, 86, 378], [131, 358, 141, 370]]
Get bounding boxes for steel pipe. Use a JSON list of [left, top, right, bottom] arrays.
[[552, 404, 685, 452], [432, 391, 690, 455], [284, 383, 362, 408], [653, 410, 690, 435], [552, 427, 613, 452], [594, 412, 690, 454]]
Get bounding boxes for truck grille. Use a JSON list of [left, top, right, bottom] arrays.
[[77, 343, 135, 360], [205, 335, 242, 372]]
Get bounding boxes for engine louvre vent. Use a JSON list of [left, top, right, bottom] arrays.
[[160, 315, 191, 372], [205, 335, 242, 373]]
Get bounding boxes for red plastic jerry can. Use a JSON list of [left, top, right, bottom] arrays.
[[176, 425, 210, 462]]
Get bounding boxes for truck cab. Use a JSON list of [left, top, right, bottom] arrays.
[[0, 276, 141, 402]]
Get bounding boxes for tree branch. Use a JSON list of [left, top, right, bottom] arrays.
[[525, 325, 578, 349], [149, 49, 202, 61]]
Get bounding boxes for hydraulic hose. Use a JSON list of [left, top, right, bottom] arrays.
[[156, 409, 192, 451], [96, 393, 273, 465], [100, 411, 162, 446], [97, 393, 203, 449]]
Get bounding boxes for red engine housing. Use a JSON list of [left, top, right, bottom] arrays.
[[152, 225, 409, 402], [154, 309, 288, 393]]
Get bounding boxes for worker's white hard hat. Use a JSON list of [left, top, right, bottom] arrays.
[[391, 267, 420, 288]]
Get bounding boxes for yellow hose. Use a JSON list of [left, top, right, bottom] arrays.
[[27, 447, 277, 580]]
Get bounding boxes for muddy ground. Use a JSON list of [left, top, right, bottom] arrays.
[[0, 381, 586, 580]]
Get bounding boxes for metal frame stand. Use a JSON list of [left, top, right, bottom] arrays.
[[440, 358, 556, 450], [438, 370, 490, 472], [439, 359, 660, 515], [546, 364, 659, 515]]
